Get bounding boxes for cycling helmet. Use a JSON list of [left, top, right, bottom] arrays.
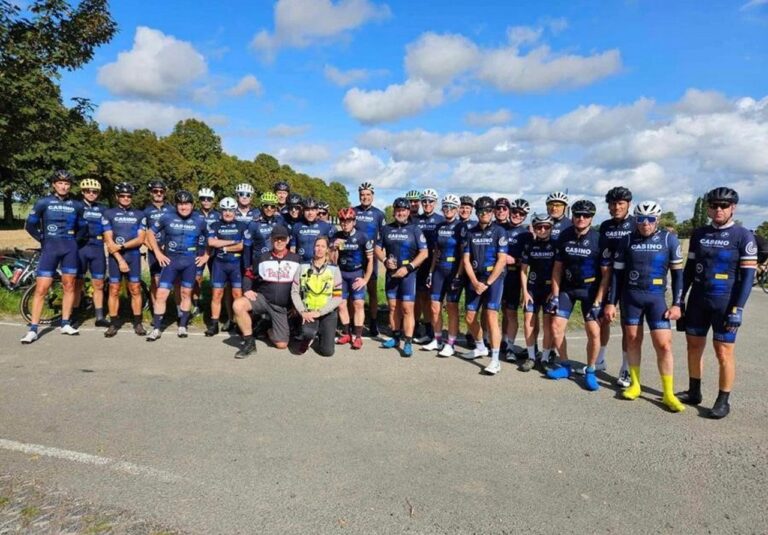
[[288, 193, 303, 206], [393, 197, 410, 209], [546, 191, 569, 205], [175, 190, 194, 204], [235, 183, 254, 195], [219, 197, 237, 210], [531, 213, 553, 226], [79, 179, 101, 191], [605, 186, 633, 203], [338, 207, 357, 220], [303, 197, 318, 209], [114, 182, 135, 195], [571, 199, 597, 216], [495, 197, 511, 209], [359, 182, 375, 193], [148, 179, 166, 191], [52, 170, 73, 183], [405, 189, 421, 201], [634, 201, 662, 217], [421, 188, 438, 201], [460, 195, 475, 207], [317, 201, 330, 212], [705, 187, 739, 205], [260, 192, 278, 205], [273, 181, 290, 192], [512, 198, 531, 214], [198, 187, 215, 199], [442, 194, 461, 208], [475, 196, 495, 212]]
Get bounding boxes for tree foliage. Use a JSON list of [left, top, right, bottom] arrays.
[[756, 221, 768, 240]]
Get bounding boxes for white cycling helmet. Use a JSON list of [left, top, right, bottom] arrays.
[[421, 188, 438, 201], [219, 197, 237, 210], [531, 212, 554, 226], [358, 181, 375, 193], [441, 194, 460, 208], [634, 201, 662, 217], [546, 191, 569, 205], [235, 183, 254, 195], [198, 187, 215, 199]]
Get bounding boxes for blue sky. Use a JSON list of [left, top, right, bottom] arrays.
[[60, 0, 768, 226]]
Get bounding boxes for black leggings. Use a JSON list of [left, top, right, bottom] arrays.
[[301, 310, 338, 357]]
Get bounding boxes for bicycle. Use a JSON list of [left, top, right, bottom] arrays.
[[0, 248, 40, 291], [754, 260, 768, 294]]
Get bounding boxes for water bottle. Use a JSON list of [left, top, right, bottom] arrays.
[[0, 265, 11, 287], [11, 260, 25, 285]]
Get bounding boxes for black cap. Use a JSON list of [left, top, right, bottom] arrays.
[[271, 225, 290, 239]]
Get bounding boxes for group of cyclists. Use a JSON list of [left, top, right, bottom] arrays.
[[18, 169, 759, 419]]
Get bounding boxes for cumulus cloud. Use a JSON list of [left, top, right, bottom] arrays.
[[251, 0, 390, 60], [324, 64, 385, 86], [343, 79, 444, 124], [267, 124, 311, 137], [404, 33, 480, 86], [95, 100, 226, 134], [98, 27, 207, 99], [465, 109, 513, 127], [673, 88, 732, 115], [277, 144, 331, 165], [227, 75, 263, 97]]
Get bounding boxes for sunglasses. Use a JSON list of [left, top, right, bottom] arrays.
[[510, 210, 526, 216], [237, 193, 252, 198], [200, 197, 213, 202], [477, 208, 493, 215], [533, 225, 552, 230], [117, 194, 132, 199], [636, 215, 657, 224], [82, 189, 100, 194], [442, 204, 458, 210], [573, 213, 592, 219], [421, 199, 435, 204], [708, 202, 731, 210], [262, 204, 276, 209], [494, 206, 509, 211], [151, 189, 165, 194], [318, 211, 328, 216], [222, 208, 236, 213]]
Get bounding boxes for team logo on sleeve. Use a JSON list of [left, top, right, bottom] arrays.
[[676, 245, 682, 258], [745, 241, 758, 256], [602, 249, 611, 258], [629, 270, 639, 281], [529, 272, 537, 282], [419, 234, 427, 243], [499, 236, 508, 246]]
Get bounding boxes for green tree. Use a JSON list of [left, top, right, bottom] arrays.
[[0, 0, 117, 222], [756, 221, 768, 240], [659, 211, 677, 231]]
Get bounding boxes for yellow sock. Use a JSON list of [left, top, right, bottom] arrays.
[[622, 366, 642, 400], [661, 374, 685, 412]]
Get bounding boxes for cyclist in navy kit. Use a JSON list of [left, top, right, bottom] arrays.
[[500, 198, 531, 361], [414, 188, 444, 345], [143, 180, 174, 311], [290, 197, 334, 263], [21, 170, 85, 343], [546, 191, 572, 244], [317, 201, 331, 223], [458, 195, 476, 348], [545, 200, 612, 391], [333, 207, 373, 350], [376, 197, 428, 357], [603, 201, 685, 413], [75, 178, 108, 327], [244, 192, 286, 262], [461, 196, 509, 375], [354, 182, 386, 337], [234, 183, 260, 224], [102, 183, 147, 337], [193, 187, 220, 315], [676, 187, 757, 419], [145, 190, 209, 341], [283, 193, 304, 232], [274, 181, 290, 215], [405, 189, 421, 222]]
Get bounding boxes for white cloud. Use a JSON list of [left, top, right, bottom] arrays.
[[343, 79, 443, 124], [331, 147, 444, 189], [267, 124, 311, 137], [404, 33, 480, 86], [324, 64, 381, 86], [740, 0, 768, 10], [277, 144, 331, 165], [227, 75, 263, 97], [251, 0, 390, 60], [465, 108, 513, 127], [506, 25, 543, 48], [98, 27, 207, 99], [95, 100, 227, 134], [673, 88, 732, 115]]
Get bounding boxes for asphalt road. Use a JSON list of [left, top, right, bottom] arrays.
[[1, 291, 767, 534]]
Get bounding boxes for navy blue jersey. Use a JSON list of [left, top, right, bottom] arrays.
[[234, 207, 260, 225], [613, 229, 683, 293], [143, 203, 174, 244], [81, 201, 107, 246], [434, 218, 466, 272], [102, 207, 146, 252], [354, 204, 386, 243], [599, 215, 635, 254], [416, 212, 445, 251], [550, 216, 573, 244], [555, 227, 610, 290], [688, 224, 758, 297], [335, 229, 373, 271], [196, 208, 221, 230], [378, 222, 428, 267], [25, 195, 84, 241], [506, 223, 531, 260], [521, 237, 557, 290], [244, 214, 286, 259], [463, 223, 509, 279], [291, 220, 335, 262], [151, 212, 208, 256], [208, 220, 247, 263], [282, 214, 303, 233]]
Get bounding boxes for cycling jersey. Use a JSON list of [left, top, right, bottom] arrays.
[[291, 220, 334, 262], [150, 212, 207, 256], [434, 218, 466, 273], [550, 216, 572, 244], [102, 207, 147, 252], [234, 207, 260, 225], [196, 208, 221, 230], [613, 229, 682, 294], [521, 237, 556, 292], [282, 214, 302, 233], [335, 229, 373, 272], [244, 214, 286, 260], [143, 203, 174, 242], [599, 215, 635, 254], [25, 195, 84, 242], [208, 220, 248, 263], [81, 201, 106, 245], [555, 226, 610, 291], [687, 224, 757, 297], [378, 222, 428, 268], [354, 205, 386, 242], [463, 223, 508, 280]]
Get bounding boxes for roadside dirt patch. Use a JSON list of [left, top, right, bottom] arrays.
[[0, 230, 37, 252]]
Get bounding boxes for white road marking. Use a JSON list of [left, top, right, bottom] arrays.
[[0, 438, 182, 483]]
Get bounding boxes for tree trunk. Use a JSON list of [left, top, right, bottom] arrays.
[[3, 188, 12, 225]]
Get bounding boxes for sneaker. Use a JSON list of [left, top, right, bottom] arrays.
[[381, 338, 399, 349], [20, 331, 38, 344], [575, 362, 607, 375], [104, 324, 119, 338], [616, 370, 631, 388], [59, 324, 80, 336], [438, 344, 455, 358], [402, 341, 413, 357], [533, 358, 546, 372], [461, 347, 489, 360], [235, 339, 256, 359], [336, 333, 352, 345], [133, 323, 147, 336], [584, 369, 600, 391], [413, 335, 432, 345], [519, 358, 535, 372], [504, 348, 518, 362], [676, 390, 703, 406], [177, 326, 188, 338], [94, 318, 110, 328], [146, 328, 162, 342], [351, 337, 363, 350], [546, 363, 572, 380], [422, 339, 442, 351], [204, 322, 219, 337], [484, 360, 501, 375]]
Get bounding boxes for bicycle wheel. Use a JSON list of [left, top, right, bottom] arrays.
[[140, 280, 151, 311], [20, 280, 64, 325], [761, 271, 768, 294]]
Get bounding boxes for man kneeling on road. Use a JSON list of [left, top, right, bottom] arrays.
[[232, 225, 301, 358]]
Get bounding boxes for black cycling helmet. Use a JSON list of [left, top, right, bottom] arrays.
[[512, 198, 531, 214], [114, 182, 135, 195], [495, 197, 511, 209], [175, 190, 194, 204], [705, 187, 739, 205], [393, 197, 409, 209], [460, 195, 475, 207], [475, 196, 495, 212], [273, 181, 290, 192], [605, 186, 633, 203], [148, 179, 166, 191], [571, 199, 597, 216], [303, 197, 318, 209], [52, 169, 73, 183], [288, 192, 303, 206]]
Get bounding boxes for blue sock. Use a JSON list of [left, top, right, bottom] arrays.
[[153, 314, 163, 329], [61, 318, 70, 327], [29, 324, 39, 333], [95, 307, 105, 320], [179, 310, 190, 327]]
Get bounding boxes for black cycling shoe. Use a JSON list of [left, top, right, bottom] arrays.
[[133, 323, 147, 336], [708, 396, 731, 419], [235, 339, 256, 359], [95, 318, 110, 328], [676, 390, 703, 406], [368, 320, 379, 338], [205, 322, 219, 337], [104, 324, 119, 338]]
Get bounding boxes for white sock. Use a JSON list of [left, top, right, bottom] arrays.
[[502, 335, 509, 345], [527, 345, 536, 360], [475, 339, 487, 352], [620, 352, 628, 374], [491, 348, 500, 363], [541, 348, 551, 361], [597, 346, 607, 366]]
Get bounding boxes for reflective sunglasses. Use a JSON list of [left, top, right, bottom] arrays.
[[573, 213, 592, 219], [636, 215, 658, 224], [318, 211, 328, 216], [262, 204, 276, 209], [237, 192, 252, 198], [82, 189, 100, 195], [533, 224, 552, 230], [510, 209, 526, 217], [151, 189, 165, 194], [199, 197, 213, 202], [421, 199, 435, 204]]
